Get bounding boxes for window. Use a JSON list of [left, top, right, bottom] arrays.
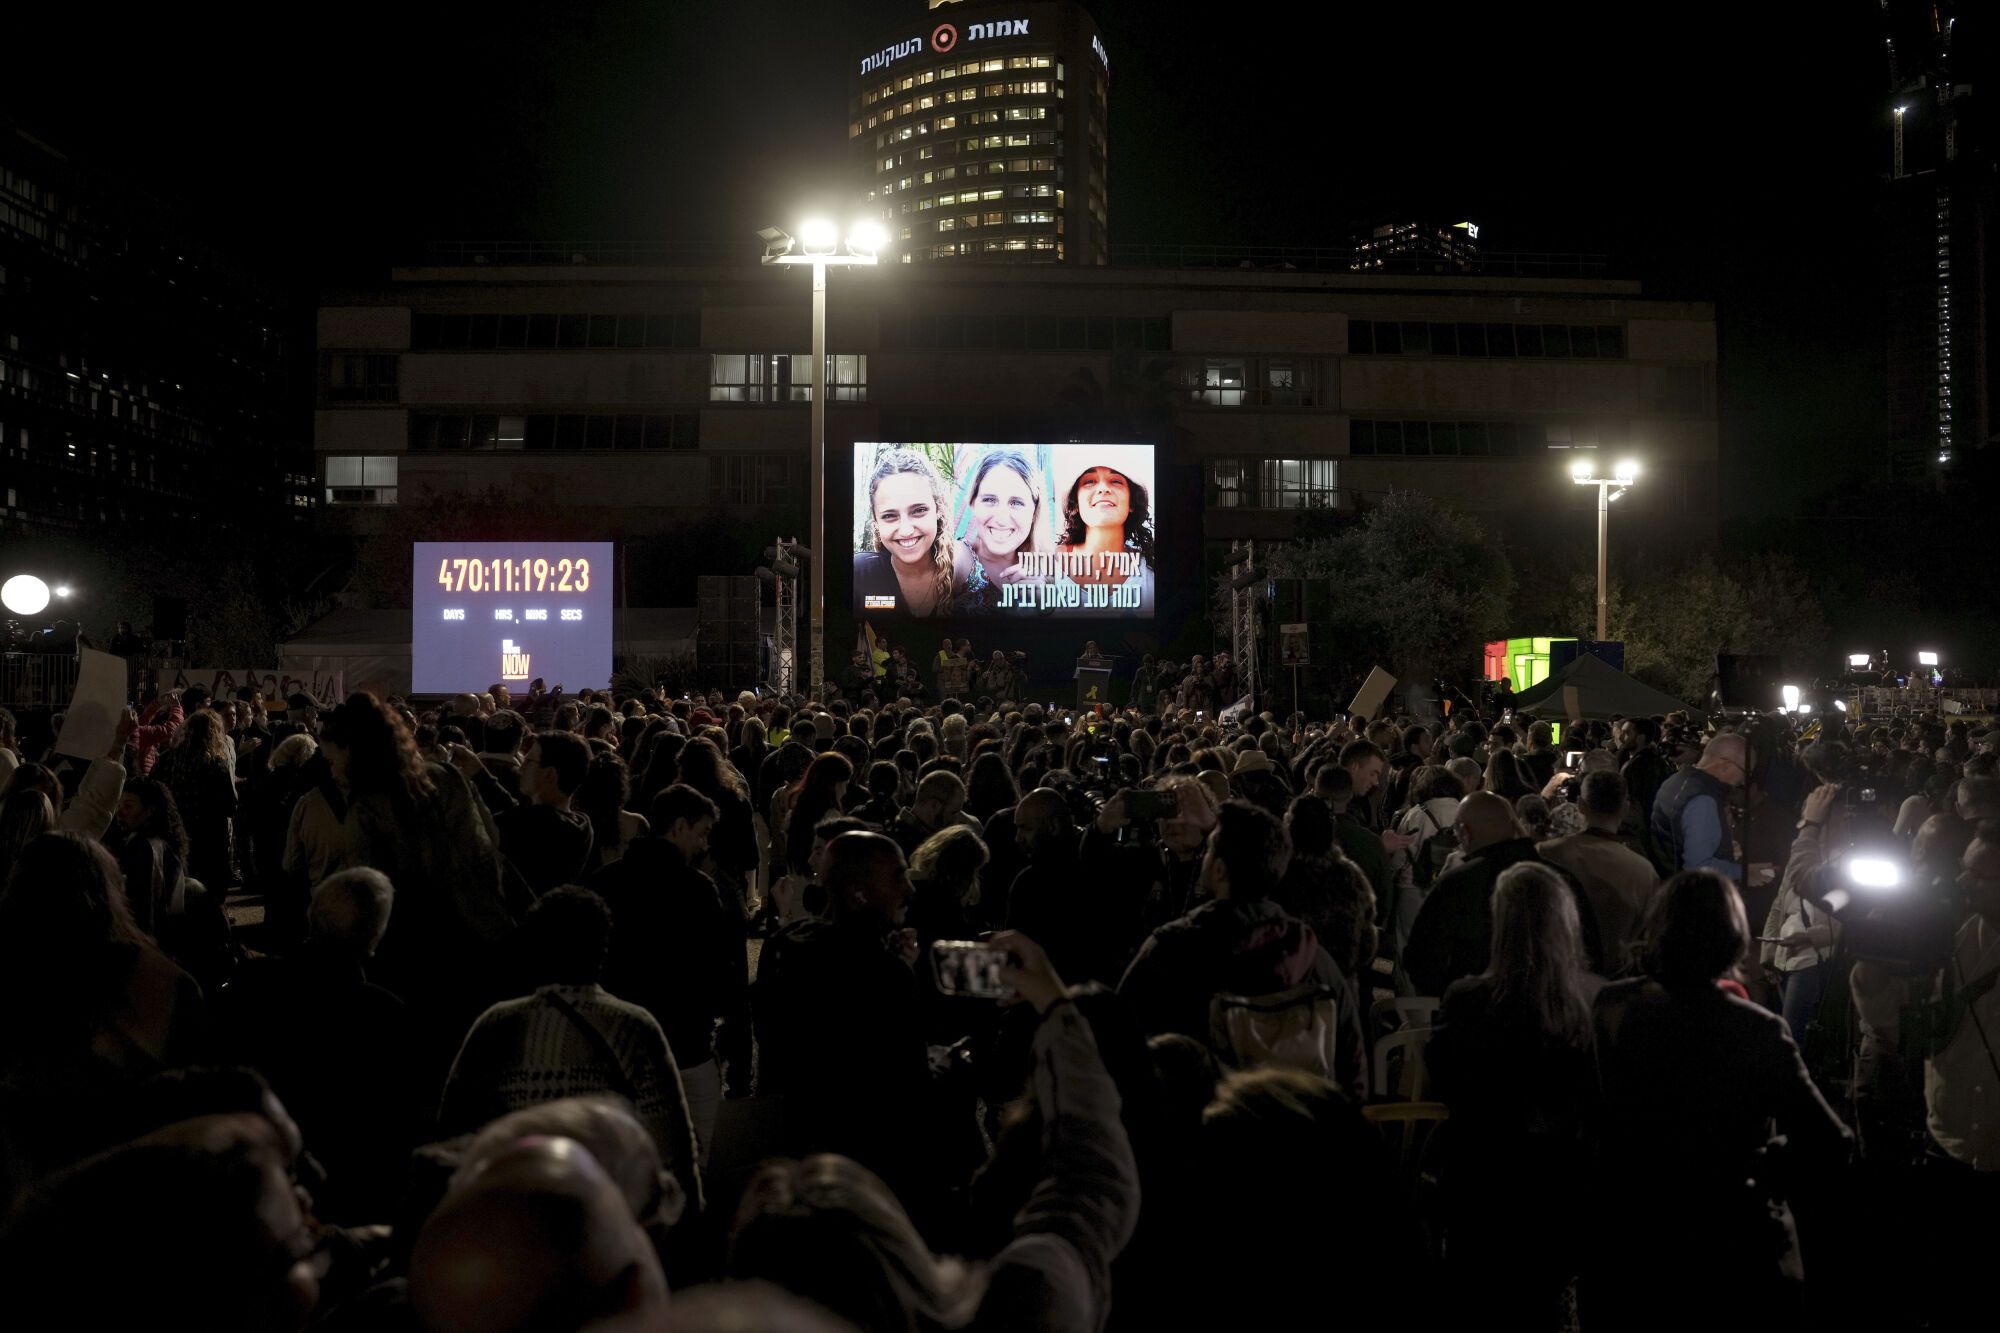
[[1207, 458, 1337, 508], [710, 454, 804, 505], [1209, 458, 1247, 508], [1261, 457, 1338, 507], [324, 353, 397, 402], [1343, 319, 1626, 360], [1349, 419, 1545, 456], [1196, 359, 1246, 406], [709, 353, 866, 402], [324, 455, 397, 504], [1266, 360, 1301, 405]]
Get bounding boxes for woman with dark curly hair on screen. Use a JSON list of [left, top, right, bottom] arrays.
[[1052, 451, 1157, 615], [854, 448, 959, 618]]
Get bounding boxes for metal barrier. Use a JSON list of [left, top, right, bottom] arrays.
[[0, 653, 81, 709]]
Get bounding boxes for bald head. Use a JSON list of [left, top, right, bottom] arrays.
[[822, 830, 912, 925], [1698, 733, 1748, 788], [308, 868, 394, 958], [1455, 791, 1522, 854], [411, 1137, 665, 1333]]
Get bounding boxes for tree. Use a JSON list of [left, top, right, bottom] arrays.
[[1565, 552, 1830, 703], [1261, 490, 1514, 687]]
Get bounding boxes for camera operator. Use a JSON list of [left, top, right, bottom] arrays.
[[1759, 782, 1846, 1048], [1846, 821, 2000, 1314]]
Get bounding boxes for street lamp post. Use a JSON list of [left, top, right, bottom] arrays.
[[1570, 458, 1639, 643], [759, 220, 883, 699]]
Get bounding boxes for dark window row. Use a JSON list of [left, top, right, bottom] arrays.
[[325, 352, 398, 402], [1349, 320, 1624, 359], [409, 412, 699, 452], [878, 313, 1169, 352], [1350, 419, 1554, 456], [410, 311, 701, 351]]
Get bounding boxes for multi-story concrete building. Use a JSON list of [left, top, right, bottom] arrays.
[[0, 123, 305, 541], [854, 0, 1110, 266], [315, 251, 1717, 668]]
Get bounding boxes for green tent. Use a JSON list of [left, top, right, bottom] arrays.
[[1511, 650, 1691, 721]]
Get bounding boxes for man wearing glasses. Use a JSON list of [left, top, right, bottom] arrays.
[[1650, 732, 1772, 886]]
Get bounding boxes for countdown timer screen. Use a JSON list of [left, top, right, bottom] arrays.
[[412, 541, 613, 694]]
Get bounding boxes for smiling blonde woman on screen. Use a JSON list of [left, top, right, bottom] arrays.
[[854, 448, 959, 618], [952, 449, 1049, 612]]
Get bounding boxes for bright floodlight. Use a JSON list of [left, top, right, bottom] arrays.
[[1847, 653, 1871, 668], [1918, 651, 1939, 667], [1570, 460, 1594, 480], [798, 218, 838, 254], [848, 219, 888, 255], [1781, 684, 1801, 713], [1847, 857, 1903, 892], [1615, 459, 1640, 483], [1, 574, 51, 616], [1835, 699, 1848, 713], [53, 584, 73, 598]]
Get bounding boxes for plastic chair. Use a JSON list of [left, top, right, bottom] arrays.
[[1372, 1026, 1434, 1102], [1363, 1100, 1450, 1165], [1370, 995, 1441, 1033]]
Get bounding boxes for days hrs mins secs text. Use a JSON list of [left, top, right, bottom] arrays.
[[436, 556, 592, 595]]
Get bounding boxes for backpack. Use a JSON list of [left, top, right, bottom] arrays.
[[1408, 805, 1459, 889], [1209, 982, 1344, 1078]]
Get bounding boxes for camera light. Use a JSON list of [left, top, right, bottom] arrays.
[[1781, 684, 1801, 713], [1835, 699, 1848, 713], [1917, 651, 1939, 667], [1847, 653, 1870, 668], [1846, 857, 1903, 892]]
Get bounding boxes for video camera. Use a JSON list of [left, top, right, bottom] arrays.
[[1798, 849, 1961, 975]]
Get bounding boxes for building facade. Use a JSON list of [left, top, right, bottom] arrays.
[[0, 124, 306, 542], [315, 255, 1717, 662], [1882, 0, 1993, 477], [1351, 220, 1483, 274], [854, 0, 1110, 266]]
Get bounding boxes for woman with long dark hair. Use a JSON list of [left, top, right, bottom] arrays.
[[1590, 869, 1852, 1328], [853, 447, 960, 617], [575, 750, 646, 873], [152, 708, 240, 892], [0, 831, 208, 1197], [322, 692, 511, 1035], [783, 753, 854, 880], [0, 789, 56, 898], [1483, 748, 1536, 803], [1428, 862, 1599, 1328], [1053, 454, 1157, 615], [962, 751, 1020, 824]]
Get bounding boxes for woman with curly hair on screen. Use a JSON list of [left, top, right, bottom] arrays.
[[854, 448, 959, 618]]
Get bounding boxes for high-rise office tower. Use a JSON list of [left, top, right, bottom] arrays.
[[1881, 0, 1991, 476], [851, 0, 1110, 265]]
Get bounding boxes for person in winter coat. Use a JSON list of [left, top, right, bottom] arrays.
[[730, 930, 1138, 1333], [1118, 799, 1364, 1100], [1405, 792, 1602, 997]]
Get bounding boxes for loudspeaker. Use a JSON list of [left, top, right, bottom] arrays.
[[152, 595, 188, 641], [1715, 653, 1783, 711]]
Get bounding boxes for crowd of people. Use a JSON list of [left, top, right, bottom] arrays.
[[0, 671, 1996, 1331]]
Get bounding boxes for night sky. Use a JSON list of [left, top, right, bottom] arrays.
[[9, 1, 1988, 520]]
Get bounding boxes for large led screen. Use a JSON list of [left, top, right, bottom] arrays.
[[851, 443, 1155, 619], [413, 542, 614, 694]]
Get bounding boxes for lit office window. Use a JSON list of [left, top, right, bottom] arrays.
[[324, 455, 398, 504], [1196, 359, 1246, 406]]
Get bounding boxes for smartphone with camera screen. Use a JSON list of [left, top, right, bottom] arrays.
[[1564, 751, 1584, 773], [1124, 789, 1179, 820], [930, 941, 1014, 1000]]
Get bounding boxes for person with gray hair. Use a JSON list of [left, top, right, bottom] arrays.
[[1405, 792, 1603, 997], [308, 866, 394, 958], [410, 1136, 669, 1333], [216, 867, 417, 1222]]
